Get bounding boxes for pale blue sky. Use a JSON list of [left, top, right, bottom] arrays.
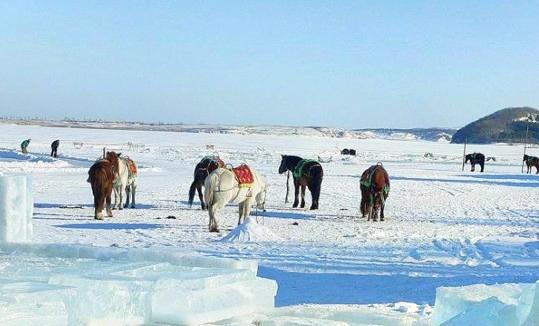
[[1, 1, 538, 128]]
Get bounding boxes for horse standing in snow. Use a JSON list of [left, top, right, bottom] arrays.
[[523, 154, 539, 174], [204, 164, 267, 232], [465, 153, 486, 172], [278, 155, 323, 210], [87, 159, 115, 220], [360, 163, 390, 222], [105, 151, 138, 209], [188, 156, 225, 209]]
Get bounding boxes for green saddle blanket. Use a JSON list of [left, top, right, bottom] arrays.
[[293, 159, 319, 178]]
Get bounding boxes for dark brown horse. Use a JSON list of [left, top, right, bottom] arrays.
[[360, 164, 390, 222], [87, 158, 115, 220], [188, 156, 225, 209], [279, 155, 323, 210], [523, 154, 539, 174], [465, 153, 485, 172]]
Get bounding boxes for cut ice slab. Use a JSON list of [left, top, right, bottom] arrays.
[[432, 282, 538, 326], [0, 281, 73, 326], [0, 175, 33, 243], [152, 276, 277, 325]]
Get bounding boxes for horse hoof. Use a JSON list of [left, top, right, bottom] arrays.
[[119, 207, 123, 211], [209, 228, 219, 233], [131, 205, 135, 209]]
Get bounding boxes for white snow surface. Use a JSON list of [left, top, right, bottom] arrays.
[[0, 123, 538, 314]]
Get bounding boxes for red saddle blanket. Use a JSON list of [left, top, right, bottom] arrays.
[[127, 158, 137, 175], [232, 164, 254, 186]]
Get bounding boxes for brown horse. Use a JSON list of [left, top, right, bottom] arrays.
[[360, 164, 390, 222], [87, 159, 115, 220], [523, 154, 539, 174]]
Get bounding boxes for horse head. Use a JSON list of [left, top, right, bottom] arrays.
[[105, 151, 120, 174], [278, 155, 288, 174], [523, 154, 529, 162]]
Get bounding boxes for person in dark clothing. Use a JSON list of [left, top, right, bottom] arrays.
[[51, 139, 60, 158], [21, 139, 31, 154]]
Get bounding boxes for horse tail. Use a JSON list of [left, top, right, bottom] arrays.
[[188, 180, 197, 207], [310, 164, 324, 202], [204, 170, 218, 209]]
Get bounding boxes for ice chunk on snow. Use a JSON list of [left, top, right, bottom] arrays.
[[0, 175, 33, 243], [523, 281, 539, 326], [441, 296, 519, 326], [221, 216, 281, 243], [260, 316, 348, 326], [0, 243, 276, 324], [0, 281, 72, 326], [151, 276, 277, 325], [48, 274, 150, 324], [432, 282, 537, 326]]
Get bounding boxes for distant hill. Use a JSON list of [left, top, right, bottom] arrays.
[[451, 107, 539, 144]]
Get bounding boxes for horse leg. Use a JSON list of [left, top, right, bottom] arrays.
[[300, 185, 306, 208], [380, 198, 386, 221], [197, 184, 205, 210], [209, 203, 221, 232], [308, 182, 320, 210], [360, 195, 366, 218], [480, 163, 484, 173], [292, 180, 300, 208], [94, 191, 104, 220], [238, 201, 245, 225], [471, 163, 475, 172], [367, 205, 372, 222], [106, 187, 113, 217], [118, 186, 125, 210], [124, 185, 131, 208], [131, 184, 136, 208]]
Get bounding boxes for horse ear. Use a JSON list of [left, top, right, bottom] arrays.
[[118, 153, 122, 157]]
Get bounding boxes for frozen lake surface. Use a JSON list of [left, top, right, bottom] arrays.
[[1, 123, 538, 310]]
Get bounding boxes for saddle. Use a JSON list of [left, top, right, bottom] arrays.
[[126, 157, 137, 175], [232, 164, 254, 187], [361, 164, 389, 194], [293, 159, 319, 178]]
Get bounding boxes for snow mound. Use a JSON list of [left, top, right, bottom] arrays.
[[221, 216, 282, 243], [0, 149, 71, 171]]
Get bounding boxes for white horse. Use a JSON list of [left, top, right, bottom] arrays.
[[123, 157, 138, 208], [112, 156, 138, 209], [204, 167, 267, 232]]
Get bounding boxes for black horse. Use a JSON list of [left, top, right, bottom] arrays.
[[465, 153, 485, 172], [523, 154, 539, 174], [188, 156, 224, 209], [278, 155, 323, 210]]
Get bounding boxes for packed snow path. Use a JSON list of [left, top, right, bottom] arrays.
[[1, 123, 538, 306]]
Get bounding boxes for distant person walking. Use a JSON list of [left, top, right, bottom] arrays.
[[21, 139, 31, 154], [51, 139, 60, 158]]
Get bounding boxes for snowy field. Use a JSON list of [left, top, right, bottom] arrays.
[[1, 123, 538, 313]]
